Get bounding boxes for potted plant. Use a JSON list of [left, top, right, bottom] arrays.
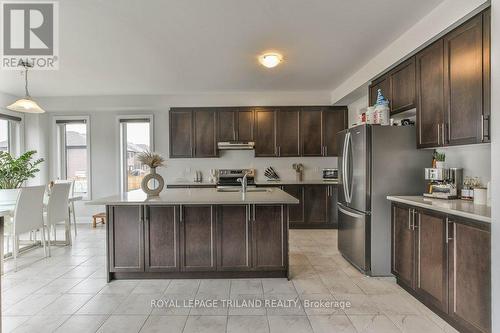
[[136, 151, 165, 197], [0, 150, 44, 202], [433, 150, 446, 169]]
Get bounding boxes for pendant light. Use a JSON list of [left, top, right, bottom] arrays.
[[6, 60, 45, 113]]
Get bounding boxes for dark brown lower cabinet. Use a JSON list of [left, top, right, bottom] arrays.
[[145, 206, 179, 272], [179, 205, 216, 271], [414, 210, 448, 313], [448, 218, 491, 333], [108, 205, 144, 273], [107, 204, 288, 280], [252, 205, 287, 270], [217, 205, 251, 271], [284, 184, 338, 229], [391, 203, 491, 333], [391, 205, 415, 289]]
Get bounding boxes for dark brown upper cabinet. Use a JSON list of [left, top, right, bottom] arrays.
[[416, 39, 445, 149], [218, 109, 237, 142], [369, 76, 390, 107], [169, 109, 193, 158], [238, 109, 255, 142], [194, 110, 218, 157], [482, 9, 491, 143], [277, 107, 301, 157], [217, 108, 254, 142], [323, 108, 347, 157], [254, 108, 278, 157], [444, 14, 483, 146], [389, 57, 416, 114], [301, 107, 323, 156]]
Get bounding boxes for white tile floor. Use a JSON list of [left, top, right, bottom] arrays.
[[1, 225, 460, 333]]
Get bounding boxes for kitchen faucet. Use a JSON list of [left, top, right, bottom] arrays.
[[237, 171, 249, 193]]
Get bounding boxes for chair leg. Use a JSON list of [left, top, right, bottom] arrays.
[[47, 226, 51, 257], [66, 219, 72, 246], [13, 236, 18, 272], [41, 227, 47, 258], [53, 224, 57, 242], [72, 202, 77, 237]]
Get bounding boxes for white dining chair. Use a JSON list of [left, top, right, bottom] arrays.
[[45, 182, 72, 256], [6, 185, 47, 271], [54, 179, 77, 238]]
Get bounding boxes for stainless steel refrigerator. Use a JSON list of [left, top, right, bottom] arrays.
[[337, 124, 432, 276]]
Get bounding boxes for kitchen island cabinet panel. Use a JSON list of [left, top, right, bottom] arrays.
[[283, 185, 305, 224], [180, 205, 216, 271], [252, 205, 286, 270], [108, 205, 144, 272], [145, 206, 179, 272], [217, 205, 251, 271]]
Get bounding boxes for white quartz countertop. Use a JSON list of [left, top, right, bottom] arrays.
[[88, 188, 300, 206], [167, 179, 339, 186], [387, 196, 491, 223]]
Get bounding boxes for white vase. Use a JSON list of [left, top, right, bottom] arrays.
[[0, 188, 20, 203], [141, 167, 165, 198], [435, 161, 446, 169]]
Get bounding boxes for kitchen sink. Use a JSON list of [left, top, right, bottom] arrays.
[[217, 187, 271, 193]]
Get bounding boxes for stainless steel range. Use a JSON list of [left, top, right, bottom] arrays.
[[217, 169, 256, 190]]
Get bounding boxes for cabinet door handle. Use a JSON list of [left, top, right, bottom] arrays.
[[446, 217, 453, 243], [408, 208, 412, 230], [179, 205, 183, 222], [437, 124, 440, 146], [443, 123, 447, 144], [252, 205, 256, 221]]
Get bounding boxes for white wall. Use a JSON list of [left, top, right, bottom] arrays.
[[347, 95, 368, 128], [331, 0, 489, 105], [490, 0, 499, 331]]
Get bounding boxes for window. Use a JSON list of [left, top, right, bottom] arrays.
[[56, 118, 91, 199], [119, 117, 153, 192], [0, 113, 22, 155], [0, 119, 8, 152]]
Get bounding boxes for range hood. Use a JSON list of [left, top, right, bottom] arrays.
[[217, 141, 255, 150]]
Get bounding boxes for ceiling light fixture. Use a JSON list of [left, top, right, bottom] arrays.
[[7, 60, 45, 114], [259, 53, 283, 68]]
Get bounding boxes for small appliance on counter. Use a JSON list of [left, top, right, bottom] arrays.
[[424, 167, 463, 199], [322, 168, 338, 180]]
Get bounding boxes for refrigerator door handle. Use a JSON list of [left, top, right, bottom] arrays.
[[338, 204, 363, 218], [345, 132, 353, 203], [342, 132, 349, 202]]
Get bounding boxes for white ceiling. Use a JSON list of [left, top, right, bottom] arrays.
[[0, 0, 444, 97]]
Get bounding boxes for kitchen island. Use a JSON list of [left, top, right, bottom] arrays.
[[89, 188, 299, 281]]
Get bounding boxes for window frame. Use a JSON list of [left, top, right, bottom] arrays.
[[117, 115, 154, 193], [53, 116, 92, 200], [0, 112, 24, 156]]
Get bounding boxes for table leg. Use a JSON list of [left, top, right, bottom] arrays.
[[71, 202, 77, 237], [0, 216, 4, 276]]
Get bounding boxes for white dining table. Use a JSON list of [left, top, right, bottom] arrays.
[[0, 195, 83, 246]]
